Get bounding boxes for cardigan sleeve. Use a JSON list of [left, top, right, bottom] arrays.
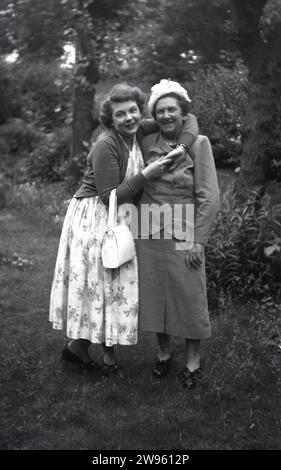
[[140, 119, 159, 135], [93, 140, 146, 206], [192, 135, 220, 245], [178, 113, 199, 148]]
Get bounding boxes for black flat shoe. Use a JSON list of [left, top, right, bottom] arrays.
[[152, 355, 173, 378], [61, 344, 97, 370], [178, 366, 203, 389]]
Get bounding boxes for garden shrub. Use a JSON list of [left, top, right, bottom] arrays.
[[62, 153, 86, 193], [187, 65, 247, 168], [18, 61, 73, 130], [206, 189, 281, 307], [0, 118, 41, 180], [270, 155, 281, 182], [25, 127, 71, 182], [0, 59, 74, 183], [0, 120, 71, 183], [8, 181, 71, 235], [0, 118, 40, 154]]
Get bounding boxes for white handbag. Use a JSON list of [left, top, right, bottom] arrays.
[[101, 189, 136, 269]]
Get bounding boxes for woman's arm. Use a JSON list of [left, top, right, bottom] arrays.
[[192, 136, 220, 245], [185, 135, 219, 269], [93, 141, 146, 206], [140, 119, 159, 135], [167, 114, 200, 169], [141, 113, 199, 148], [93, 140, 172, 206], [178, 113, 199, 150]]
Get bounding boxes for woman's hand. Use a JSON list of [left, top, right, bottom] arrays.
[[141, 156, 172, 180], [185, 243, 204, 269], [165, 144, 187, 171], [166, 144, 187, 160]]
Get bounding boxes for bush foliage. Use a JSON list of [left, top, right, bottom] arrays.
[[0, 119, 71, 183], [0, 60, 73, 183], [26, 127, 71, 182], [187, 65, 247, 168], [206, 189, 281, 307]]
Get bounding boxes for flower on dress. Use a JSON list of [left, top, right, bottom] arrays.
[[118, 324, 127, 335], [87, 283, 101, 302], [124, 303, 138, 318], [55, 307, 63, 320], [80, 313, 89, 328], [69, 267, 79, 282], [112, 287, 128, 306], [126, 328, 138, 344], [68, 306, 78, 319]]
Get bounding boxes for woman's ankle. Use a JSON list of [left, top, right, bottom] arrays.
[[158, 351, 172, 362], [102, 345, 116, 366], [185, 360, 201, 373], [68, 339, 91, 362]]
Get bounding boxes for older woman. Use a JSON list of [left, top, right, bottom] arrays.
[[49, 83, 190, 373], [137, 79, 220, 388]]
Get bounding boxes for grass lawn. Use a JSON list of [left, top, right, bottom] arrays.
[[0, 179, 281, 450]]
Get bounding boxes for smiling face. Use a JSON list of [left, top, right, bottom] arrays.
[[111, 100, 142, 142], [155, 96, 186, 139]]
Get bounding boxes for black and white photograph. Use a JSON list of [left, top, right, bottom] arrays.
[[0, 0, 280, 455]]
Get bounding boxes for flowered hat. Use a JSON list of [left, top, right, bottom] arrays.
[[148, 79, 191, 113]]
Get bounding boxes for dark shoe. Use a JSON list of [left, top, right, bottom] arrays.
[[178, 366, 203, 389], [152, 355, 173, 378], [100, 363, 119, 376], [62, 344, 97, 371]]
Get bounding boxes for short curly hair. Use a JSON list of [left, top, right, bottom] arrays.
[[99, 84, 146, 128], [151, 92, 190, 120]]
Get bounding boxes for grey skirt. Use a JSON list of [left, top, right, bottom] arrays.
[[136, 237, 211, 339]]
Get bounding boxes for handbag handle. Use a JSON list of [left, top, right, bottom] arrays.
[[107, 189, 117, 229]]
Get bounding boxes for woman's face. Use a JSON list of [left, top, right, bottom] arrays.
[[111, 100, 142, 140], [155, 96, 185, 139]]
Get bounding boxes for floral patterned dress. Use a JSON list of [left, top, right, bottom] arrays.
[[49, 138, 144, 346]]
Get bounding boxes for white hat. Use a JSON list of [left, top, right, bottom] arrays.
[[148, 79, 191, 113]]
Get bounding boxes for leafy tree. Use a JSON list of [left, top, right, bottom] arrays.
[[139, 0, 281, 190], [0, 0, 138, 167], [0, 0, 73, 128], [137, 0, 237, 81], [1, 0, 280, 192], [230, 0, 281, 190], [46, 0, 141, 174], [0, 0, 70, 60]]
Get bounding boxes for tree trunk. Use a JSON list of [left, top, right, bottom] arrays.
[[231, 0, 281, 193], [71, 70, 97, 160], [71, 4, 99, 162], [67, 4, 100, 188]]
